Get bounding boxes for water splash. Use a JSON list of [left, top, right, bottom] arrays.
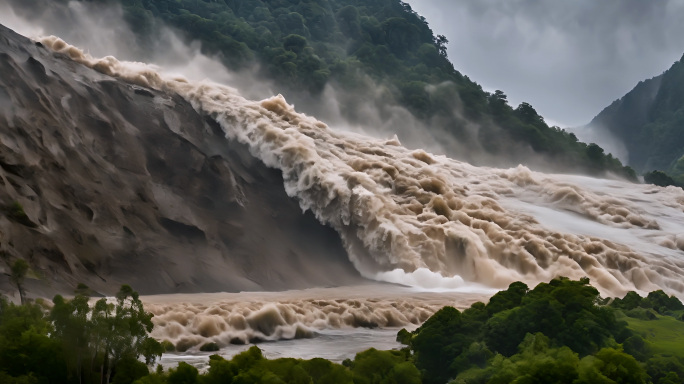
[[40, 36, 684, 298], [143, 286, 489, 351]]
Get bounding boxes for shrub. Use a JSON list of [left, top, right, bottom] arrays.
[[199, 342, 220, 352], [161, 340, 175, 352], [5, 201, 36, 227]]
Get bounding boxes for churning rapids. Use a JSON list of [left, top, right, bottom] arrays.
[[143, 286, 490, 366], [32, 35, 684, 361]]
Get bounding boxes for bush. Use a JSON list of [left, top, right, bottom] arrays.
[[623, 335, 651, 361], [167, 362, 198, 384], [644, 170, 681, 188], [625, 308, 658, 320], [203, 355, 237, 384], [199, 342, 220, 352], [112, 357, 150, 384], [349, 348, 420, 384], [647, 354, 684, 384], [161, 340, 175, 352], [576, 348, 647, 384], [5, 201, 36, 227], [610, 291, 643, 310], [644, 290, 684, 314]]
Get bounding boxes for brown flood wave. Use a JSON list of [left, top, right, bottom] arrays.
[[142, 286, 490, 351], [39, 35, 684, 299]]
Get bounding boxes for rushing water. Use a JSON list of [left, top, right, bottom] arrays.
[[31, 35, 684, 360], [157, 327, 404, 370], [41, 35, 684, 296], [144, 285, 491, 369], [142, 285, 492, 353]]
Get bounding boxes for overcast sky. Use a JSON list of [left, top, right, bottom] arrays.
[[405, 0, 684, 127]]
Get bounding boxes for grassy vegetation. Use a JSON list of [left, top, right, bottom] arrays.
[[623, 312, 684, 356]]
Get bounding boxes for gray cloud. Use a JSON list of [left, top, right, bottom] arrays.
[[405, 0, 684, 127]]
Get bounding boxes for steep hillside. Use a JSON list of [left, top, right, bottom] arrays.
[[587, 53, 684, 179], [0, 24, 363, 297], [6, 0, 636, 178]]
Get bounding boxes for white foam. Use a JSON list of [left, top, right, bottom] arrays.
[[38, 36, 684, 299]]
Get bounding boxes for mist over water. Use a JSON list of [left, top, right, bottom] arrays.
[[0, 0, 551, 170], [0, 0, 275, 100]]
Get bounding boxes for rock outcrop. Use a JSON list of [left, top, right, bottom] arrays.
[[0, 24, 363, 296]]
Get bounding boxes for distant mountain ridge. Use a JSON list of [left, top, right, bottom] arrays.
[[587, 53, 684, 179]]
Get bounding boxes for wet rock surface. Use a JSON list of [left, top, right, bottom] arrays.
[[0, 24, 363, 296]]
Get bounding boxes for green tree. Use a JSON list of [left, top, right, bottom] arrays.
[[646, 354, 684, 384], [451, 333, 580, 384], [9, 259, 29, 305], [644, 170, 680, 188], [0, 297, 67, 382], [50, 284, 162, 384], [98, 0, 638, 178], [336, 5, 361, 38], [643, 290, 684, 314], [203, 355, 238, 384], [349, 348, 420, 384], [610, 291, 643, 310], [486, 281, 529, 316], [586, 143, 606, 163], [515, 102, 545, 126], [168, 362, 198, 384], [300, 358, 353, 384], [112, 356, 150, 384], [409, 306, 466, 384], [97, 285, 162, 383], [434, 34, 448, 57], [51, 292, 91, 384], [282, 34, 307, 53], [576, 347, 647, 384], [484, 277, 623, 357]]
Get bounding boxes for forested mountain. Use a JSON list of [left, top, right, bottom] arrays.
[[587, 53, 684, 184], [14, 0, 635, 178]]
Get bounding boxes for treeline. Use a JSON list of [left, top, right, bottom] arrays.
[[134, 347, 420, 384], [400, 277, 684, 384], [3, 278, 684, 383], [62, 0, 637, 178], [644, 169, 684, 190], [0, 285, 163, 384], [0, 281, 419, 384]]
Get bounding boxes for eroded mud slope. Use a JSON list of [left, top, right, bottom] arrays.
[[0, 24, 363, 296]]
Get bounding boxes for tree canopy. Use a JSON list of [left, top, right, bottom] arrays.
[[0, 284, 162, 384], [2, 278, 684, 383], [62, 0, 638, 178]]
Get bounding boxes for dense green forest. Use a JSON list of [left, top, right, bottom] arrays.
[[55, 0, 635, 178], [3, 278, 684, 383], [400, 277, 684, 384], [588, 53, 684, 186]]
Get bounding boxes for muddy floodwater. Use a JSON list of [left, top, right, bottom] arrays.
[[144, 284, 493, 370]]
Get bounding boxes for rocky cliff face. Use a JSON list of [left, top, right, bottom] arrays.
[[0, 24, 363, 296]]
